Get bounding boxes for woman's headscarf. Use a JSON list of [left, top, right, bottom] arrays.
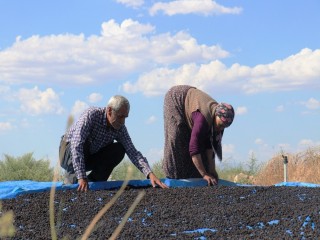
[[212, 103, 235, 161], [215, 103, 235, 128]]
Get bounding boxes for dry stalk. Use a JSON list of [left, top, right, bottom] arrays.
[[49, 164, 60, 240], [48, 114, 75, 239], [0, 202, 15, 237], [49, 115, 74, 240], [109, 190, 146, 240], [81, 166, 134, 240]]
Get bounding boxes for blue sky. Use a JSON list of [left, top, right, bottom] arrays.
[[0, 0, 319, 169]]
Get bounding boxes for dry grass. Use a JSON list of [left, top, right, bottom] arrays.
[[0, 202, 15, 238], [254, 146, 320, 185]]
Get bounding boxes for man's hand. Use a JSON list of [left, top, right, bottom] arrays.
[[203, 174, 218, 186], [77, 178, 89, 192], [148, 172, 168, 189]]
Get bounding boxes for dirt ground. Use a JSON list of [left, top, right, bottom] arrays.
[[1, 185, 320, 239]]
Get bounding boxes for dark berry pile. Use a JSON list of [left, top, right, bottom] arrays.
[[1, 186, 319, 239]]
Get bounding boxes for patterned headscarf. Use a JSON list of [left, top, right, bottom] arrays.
[[215, 103, 235, 128]]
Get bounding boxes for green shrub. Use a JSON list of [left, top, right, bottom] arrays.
[[0, 153, 54, 181], [217, 164, 247, 182]]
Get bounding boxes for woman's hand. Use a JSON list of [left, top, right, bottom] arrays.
[[203, 174, 218, 186], [209, 168, 219, 180]]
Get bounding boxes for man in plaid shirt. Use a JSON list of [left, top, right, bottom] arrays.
[[59, 95, 168, 192]]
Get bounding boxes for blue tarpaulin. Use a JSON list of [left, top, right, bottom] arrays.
[[0, 179, 319, 200]]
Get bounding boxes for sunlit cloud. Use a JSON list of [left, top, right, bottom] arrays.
[[236, 106, 247, 115], [1, 19, 319, 99], [71, 100, 89, 118], [17, 86, 64, 115], [0, 122, 14, 133], [255, 138, 264, 145], [123, 48, 320, 96], [303, 97, 320, 110], [88, 93, 103, 103], [0, 19, 228, 87], [146, 115, 157, 124], [275, 105, 284, 112], [278, 143, 291, 152], [298, 139, 320, 147], [149, 0, 242, 16], [116, 0, 144, 8]]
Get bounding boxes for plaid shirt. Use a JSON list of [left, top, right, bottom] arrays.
[[65, 107, 152, 179]]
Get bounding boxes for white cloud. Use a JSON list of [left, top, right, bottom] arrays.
[[0, 85, 10, 94], [275, 105, 284, 112], [88, 93, 103, 103], [146, 115, 157, 124], [116, 0, 144, 8], [123, 48, 320, 96], [235, 106, 247, 115], [243, 48, 320, 94], [71, 100, 89, 118], [303, 97, 320, 110], [1, 19, 319, 99], [149, 0, 242, 16], [17, 86, 64, 115], [255, 138, 264, 145], [0, 85, 13, 101], [298, 139, 320, 147], [0, 122, 14, 133], [277, 143, 291, 152], [123, 61, 233, 96], [150, 32, 229, 65], [0, 19, 228, 86], [20, 118, 30, 128]]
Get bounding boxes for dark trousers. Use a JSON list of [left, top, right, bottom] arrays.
[[59, 136, 125, 181]]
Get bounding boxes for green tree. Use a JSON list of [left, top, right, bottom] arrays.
[[246, 152, 260, 175], [0, 153, 54, 181]]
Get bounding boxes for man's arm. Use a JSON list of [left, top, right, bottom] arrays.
[[118, 126, 168, 188], [68, 109, 95, 181], [118, 126, 153, 176]]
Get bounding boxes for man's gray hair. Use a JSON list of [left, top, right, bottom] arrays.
[[107, 95, 130, 112]]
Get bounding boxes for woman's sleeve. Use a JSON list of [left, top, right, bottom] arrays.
[[189, 111, 211, 156]]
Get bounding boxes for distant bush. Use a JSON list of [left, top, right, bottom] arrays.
[[217, 164, 248, 182], [150, 159, 166, 179], [111, 159, 145, 180], [217, 153, 261, 184], [111, 159, 166, 180], [0, 153, 54, 181]]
